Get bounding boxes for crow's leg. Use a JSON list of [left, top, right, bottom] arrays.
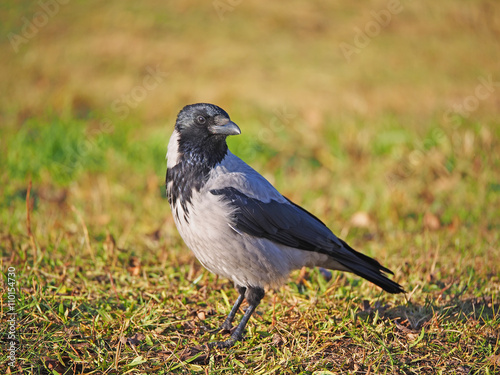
[[220, 286, 247, 331], [208, 287, 265, 349], [207, 286, 246, 333]]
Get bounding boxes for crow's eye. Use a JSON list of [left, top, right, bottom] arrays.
[[196, 115, 206, 125]]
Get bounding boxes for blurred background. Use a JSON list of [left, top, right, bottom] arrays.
[[1, 1, 499, 371], [1, 0, 499, 267]]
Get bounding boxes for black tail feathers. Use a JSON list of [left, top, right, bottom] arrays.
[[338, 239, 405, 294]]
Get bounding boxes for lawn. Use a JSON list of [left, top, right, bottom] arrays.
[[1, 1, 499, 374]]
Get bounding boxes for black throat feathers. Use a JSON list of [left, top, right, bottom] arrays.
[[166, 134, 229, 221]]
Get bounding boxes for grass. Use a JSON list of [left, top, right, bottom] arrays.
[[1, 0, 499, 374]]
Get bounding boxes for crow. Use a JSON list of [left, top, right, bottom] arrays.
[[166, 103, 404, 348]]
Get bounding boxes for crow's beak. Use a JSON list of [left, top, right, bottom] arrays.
[[209, 119, 241, 136]]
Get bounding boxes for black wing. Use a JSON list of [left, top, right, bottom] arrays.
[[211, 187, 404, 293]]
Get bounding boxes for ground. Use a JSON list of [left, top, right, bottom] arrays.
[[0, 1, 499, 374]]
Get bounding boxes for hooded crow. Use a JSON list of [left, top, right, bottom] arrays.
[[166, 103, 404, 348]]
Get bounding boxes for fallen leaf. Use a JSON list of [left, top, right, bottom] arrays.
[[447, 216, 460, 233], [350, 211, 373, 228], [127, 256, 141, 276], [43, 357, 67, 373], [272, 333, 284, 346], [424, 212, 441, 230]]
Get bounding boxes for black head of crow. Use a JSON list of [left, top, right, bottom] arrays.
[[174, 103, 240, 165], [166, 103, 404, 348]]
